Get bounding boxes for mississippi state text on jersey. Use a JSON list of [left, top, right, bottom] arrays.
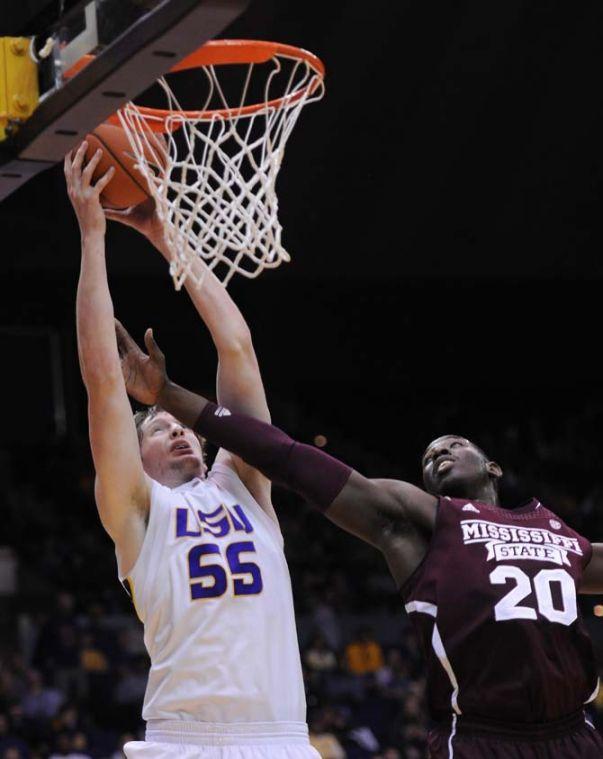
[[402, 496, 599, 725]]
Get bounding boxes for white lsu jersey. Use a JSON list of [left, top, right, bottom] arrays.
[[120, 463, 306, 724]]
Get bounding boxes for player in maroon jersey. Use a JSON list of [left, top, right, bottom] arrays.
[[115, 323, 603, 758]]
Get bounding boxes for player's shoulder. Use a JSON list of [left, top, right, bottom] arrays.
[[530, 500, 560, 521], [206, 460, 242, 490], [369, 478, 438, 531], [531, 499, 584, 534], [205, 460, 259, 507]]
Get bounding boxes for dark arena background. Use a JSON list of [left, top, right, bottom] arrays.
[[2, 1, 603, 757]]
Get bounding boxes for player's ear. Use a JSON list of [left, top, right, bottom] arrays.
[[486, 460, 503, 481]]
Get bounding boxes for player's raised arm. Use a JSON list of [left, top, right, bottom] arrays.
[[105, 202, 273, 520], [66, 145, 150, 576], [117, 325, 438, 586]]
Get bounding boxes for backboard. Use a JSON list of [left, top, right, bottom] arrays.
[[0, 0, 249, 201]]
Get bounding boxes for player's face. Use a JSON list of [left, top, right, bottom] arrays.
[[422, 435, 496, 497], [139, 411, 205, 485]]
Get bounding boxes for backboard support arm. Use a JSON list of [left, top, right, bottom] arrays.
[[0, 0, 249, 201]]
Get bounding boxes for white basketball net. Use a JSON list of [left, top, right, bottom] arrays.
[[117, 44, 324, 289]]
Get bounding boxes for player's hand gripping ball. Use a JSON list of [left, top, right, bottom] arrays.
[[83, 122, 168, 210]]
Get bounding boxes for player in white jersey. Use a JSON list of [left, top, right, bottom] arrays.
[[64, 143, 318, 758]]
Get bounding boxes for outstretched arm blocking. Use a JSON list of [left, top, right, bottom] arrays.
[[192, 400, 438, 585], [195, 400, 353, 510], [193, 401, 437, 550]]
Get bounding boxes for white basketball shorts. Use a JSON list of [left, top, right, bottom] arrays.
[[124, 720, 321, 759]]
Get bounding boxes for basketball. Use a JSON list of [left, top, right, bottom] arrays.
[[84, 123, 167, 209]]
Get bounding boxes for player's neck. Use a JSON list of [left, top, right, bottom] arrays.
[[445, 480, 499, 506], [158, 470, 201, 489], [464, 481, 499, 507]]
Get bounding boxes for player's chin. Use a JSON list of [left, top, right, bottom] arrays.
[[171, 453, 202, 472]]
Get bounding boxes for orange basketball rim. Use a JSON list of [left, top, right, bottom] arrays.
[[66, 39, 325, 130], [69, 38, 326, 289]]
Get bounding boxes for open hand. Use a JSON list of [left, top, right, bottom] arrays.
[[115, 319, 168, 405], [64, 142, 115, 237], [104, 198, 167, 249]]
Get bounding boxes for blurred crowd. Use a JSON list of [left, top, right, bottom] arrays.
[[0, 601, 428, 758], [2, 397, 603, 758]]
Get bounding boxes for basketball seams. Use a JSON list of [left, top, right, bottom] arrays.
[[88, 130, 150, 205]]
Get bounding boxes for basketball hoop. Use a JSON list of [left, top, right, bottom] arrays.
[[111, 39, 325, 289]]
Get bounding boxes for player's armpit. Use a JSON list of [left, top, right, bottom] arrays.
[[326, 474, 438, 550], [94, 475, 149, 577], [578, 543, 603, 594]]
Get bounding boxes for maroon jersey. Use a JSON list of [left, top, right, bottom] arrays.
[[402, 497, 599, 726]]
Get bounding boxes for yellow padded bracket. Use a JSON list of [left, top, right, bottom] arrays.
[[0, 37, 39, 142]]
